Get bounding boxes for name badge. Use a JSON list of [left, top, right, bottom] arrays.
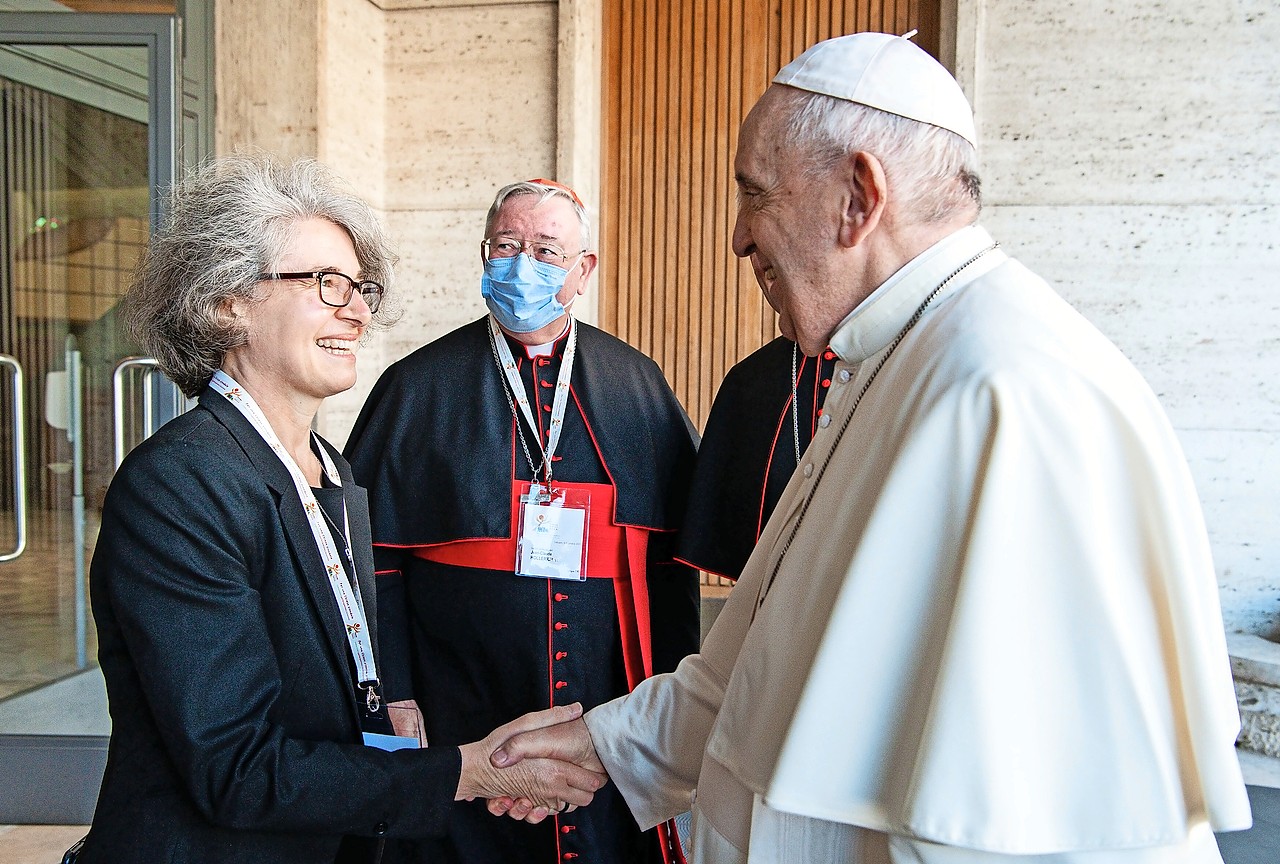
[[363, 731, 421, 752], [516, 483, 589, 581]]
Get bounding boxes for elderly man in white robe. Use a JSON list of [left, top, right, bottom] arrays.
[[486, 31, 1253, 864]]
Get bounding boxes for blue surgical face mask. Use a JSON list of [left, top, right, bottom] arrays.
[[481, 253, 576, 334]]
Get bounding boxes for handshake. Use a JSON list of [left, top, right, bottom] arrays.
[[454, 703, 606, 823]]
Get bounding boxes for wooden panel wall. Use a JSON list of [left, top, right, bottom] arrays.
[[601, 0, 940, 428]]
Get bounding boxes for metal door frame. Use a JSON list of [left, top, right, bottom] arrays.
[[0, 12, 180, 226], [0, 10, 181, 826]]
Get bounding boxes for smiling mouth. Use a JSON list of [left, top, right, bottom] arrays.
[[316, 338, 357, 356], [751, 255, 776, 291], [753, 260, 779, 304]]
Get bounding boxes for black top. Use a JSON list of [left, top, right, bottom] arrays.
[[345, 318, 699, 864], [80, 388, 459, 864], [677, 337, 838, 580]]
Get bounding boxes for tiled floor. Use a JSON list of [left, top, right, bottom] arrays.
[[0, 508, 100, 702], [0, 824, 84, 864]]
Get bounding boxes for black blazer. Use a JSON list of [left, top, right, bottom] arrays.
[[80, 388, 460, 864]]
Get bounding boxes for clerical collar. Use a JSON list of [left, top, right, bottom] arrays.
[[506, 317, 572, 359], [828, 224, 1005, 365]]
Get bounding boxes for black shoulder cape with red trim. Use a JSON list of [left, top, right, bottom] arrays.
[[344, 316, 698, 544], [677, 336, 834, 580]]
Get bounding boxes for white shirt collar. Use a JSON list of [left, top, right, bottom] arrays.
[[828, 224, 1003, 364]]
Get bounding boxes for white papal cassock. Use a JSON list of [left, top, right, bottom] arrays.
[[585, 225, 1252, 863]]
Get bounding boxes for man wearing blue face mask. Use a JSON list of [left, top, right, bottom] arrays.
[[345, 179, 700, 864]]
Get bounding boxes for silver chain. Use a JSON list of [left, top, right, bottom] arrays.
[[791, 343, 802, 465], [755, 243, 999, 612], [487, 324, 546, 482], [313, 488, 354, 568]]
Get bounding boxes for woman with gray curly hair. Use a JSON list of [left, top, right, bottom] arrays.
[[74, 155, 603, 864], [125, 153, 398, 398]]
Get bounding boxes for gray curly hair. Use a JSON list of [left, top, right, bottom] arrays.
[[125, 154, 397, 397]]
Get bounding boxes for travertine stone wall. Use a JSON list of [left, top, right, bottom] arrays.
[[318, 0, 387, 206], [1229, 633, 1280, 755], [316, 0, 390, 441], [214, 0, 320, 160], [963, 0, 1280, 636], [376, 1, 558, 345], [215, 0, 575, 447]]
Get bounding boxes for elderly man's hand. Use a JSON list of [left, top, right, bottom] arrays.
[[456, 703, 606, 824], [484, 713, 605, 819]]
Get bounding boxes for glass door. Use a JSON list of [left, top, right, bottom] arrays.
[[0, 10, 179, 823]]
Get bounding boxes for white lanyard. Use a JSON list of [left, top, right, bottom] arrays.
[[209, 370, 381, 712], [487, 314, 577, 486]]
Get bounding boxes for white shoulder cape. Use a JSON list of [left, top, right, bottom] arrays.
[[702, 228, 1251, 853]]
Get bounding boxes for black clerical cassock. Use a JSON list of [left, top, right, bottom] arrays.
[[677, 337, 838, 581], [345, 316, 698, 864]]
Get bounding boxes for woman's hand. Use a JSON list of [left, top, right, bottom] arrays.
[[386, 699, 428, 747]]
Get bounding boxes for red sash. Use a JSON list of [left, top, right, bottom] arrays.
[[411, 480, 653, 688]]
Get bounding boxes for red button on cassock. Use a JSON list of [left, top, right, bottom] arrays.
[[555, 622, 569, 631], [555, 681, 568, 690]]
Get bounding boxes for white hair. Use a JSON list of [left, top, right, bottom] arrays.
[[778, 88, 982, 225], [484, 181, 593, 251]]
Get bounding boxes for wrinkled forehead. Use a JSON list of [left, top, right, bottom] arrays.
[[735, 87, 797, 180], [492, 192, 580, 243]]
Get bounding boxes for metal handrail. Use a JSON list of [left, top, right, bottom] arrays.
[[112, 356, 160, 469], [0, 354, 26, 562], [67, 342, 86, 668]]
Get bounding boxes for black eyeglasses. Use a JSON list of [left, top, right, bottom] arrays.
[[257, 270, 384, 314]]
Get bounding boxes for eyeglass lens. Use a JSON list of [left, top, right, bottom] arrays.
[[318, 272, 382, 313], [485, 238, 569, 267]]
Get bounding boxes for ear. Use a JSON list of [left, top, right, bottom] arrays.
[[574, 252, 598, 292], [219, 295, 249, 330], [837, 151, 888, 249]]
